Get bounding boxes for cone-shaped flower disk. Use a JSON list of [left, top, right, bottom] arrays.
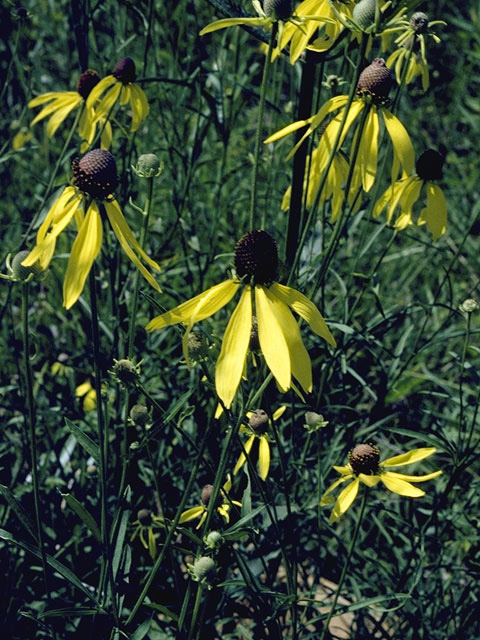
[[22, 149, 161, 308], [266, 58, 415, 193], [320, 443, 442, 524], [29, 70, 112, 149], [374, 149, 447, 240], [146, 230, 336, 409], [86, 57, 149, 132]]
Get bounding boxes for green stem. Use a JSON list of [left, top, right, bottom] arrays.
[[189, 583, 205, 640], [457, 312, 471, 452], [127, 176, 155, 358], [21, 282, 49, 593], [318, 489, 367, 640], [250, 22, 278, 230], [88, 268, 118, 622]]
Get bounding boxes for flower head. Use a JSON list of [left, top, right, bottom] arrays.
[[266, 59, 414, 193], [130, 508, 164, 559], [86, 57, 149, 132], [199, 0, 339, 64], [386, 11, 446, 92], [320, 443, 442, 524], [179, 476, 241, 529], [373, 149, 447, 240], [28, 69, 112, 149], [146, 230, 336, 409], [21, 149, 161, 308], [233, 406, 286, 480]]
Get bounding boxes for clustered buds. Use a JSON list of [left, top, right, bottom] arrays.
[[349, 443, 380, 475], [77, 70, 101, 100], [234, 230, 278, 284], [72, 149, 118, 200], [113, 57, 137, 84], [416, 149, 444, 182], [356, 58, 393, 103]]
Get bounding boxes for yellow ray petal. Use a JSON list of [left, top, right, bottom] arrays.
[[179, 506, 205, 524], [215, 286, 252, 409], [129, 84, 150, 131], [330, 478, 359, 523], [380, 475, 425, 497], [92, 82, 122, 122], [267, 288, 312, 392], [255, 286, 291, 392], [358, 473, 381, 487], [358, 108, 379, 192], [104, 200, 161, 292], [418, 183, 447, 241], [29, 91, 75, 107], [269, 282, 336, 347], [258, 436, 270, 481], [382, 108, 415, 177], [200, 16, 267, 35], [86, 75, 116, 110], [233, 434, 256, 476], [272, 405, 286, 421], [63, 202, 103, 309], [383, 470, 442, 483], [146, 279, 239, 331], [382, 447, 437, 468], [45, 101, 82, 137], [320, 474, 352, 505], [30, 94, 80, 127]]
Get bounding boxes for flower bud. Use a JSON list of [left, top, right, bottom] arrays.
[[134, 153, 163, 178], [352, 0, 376, 30], [205, 530, 223, 550], [130, 404, 149, 427], [410, 12, 428, 33], [191, 556, 216, 582], [304, 411, 328, 431], [11, 250, 43, 282], [112, 358, 140, 385], [459, 299, 479, 314]]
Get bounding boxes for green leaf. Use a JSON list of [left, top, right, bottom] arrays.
[[37, 607, 106, 620], [0, 484, 36, 540], [64, 418, 100, 463], [0, 528, 99, 604], [129, 618, 153, 640], [60, 492, 101, 542], [143, 603, 179, 622]]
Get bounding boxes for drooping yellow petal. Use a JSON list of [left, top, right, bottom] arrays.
[[200, 16, 267, 35], [358, 473, 381, 487], [418, 183, 447, 241], [29, 91, 75, 107], [129, 83, 150, 131], [215, 286, 252, 409], [272, 405, 287, 421], [330, 478, 359, 523], [358, 108, 379, 192], [91, 82, 122, 122], [63, 202, 103, 309], [269, 283, 336, 347], [179, 506, 205, 524], [233, 434, 256, 476], [267, 288, 313, 392], [255, 286, 291, 392], [320, 474, 353, 505], [332, 464, 352, 475], [382, 470, 442, 483], [29, 93, 80, 127], [146, 279, 239, 331], [86, 75, 116, 110], [104, 200, 161, 292], [45, 101, 81, 137], [258, 435, 270, 481], [380, 475, 425, 497], [382, 108, 415, 178], [382, 447, 437, 468]]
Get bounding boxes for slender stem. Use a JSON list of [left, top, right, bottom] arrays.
[[21, 282, 49, 592], [318, 489, 367, 640], [189, 583, 205, 640], [127, 176, 155, 358], [88, 268, 118, 622], [457, 312, 471, 452], [250, 23, 278, 230]]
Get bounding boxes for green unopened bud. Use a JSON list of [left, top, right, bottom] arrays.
[[352, 0, 376, 30], [137, 508, 152, 525], [133, 153, 163, 178], [304, 411, 329, 432], [111, 358, 141, 385], [191, 556, 216, 583], [130, 404, 150, 427], [205, 530, 223, 550], [11, 250, 43, 282], [459, 299, 479, 314], [263, 0, 292, 21]]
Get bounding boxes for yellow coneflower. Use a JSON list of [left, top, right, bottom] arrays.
[[146, 230, 336, 409], [265, 58, 415, 193], [320, 443, 442, 524], [179, 477, 242, 529], [22, 149, 160, 309], [86, 57, 149, 133], [28, 69, 112, 149]]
